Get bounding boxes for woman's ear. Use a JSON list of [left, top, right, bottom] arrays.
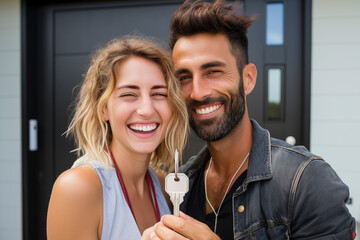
[[102, 105, 109, 122], [242, 63, 257, 96]]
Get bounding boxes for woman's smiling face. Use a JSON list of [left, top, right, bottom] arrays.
[[103, 56, 172, 155]]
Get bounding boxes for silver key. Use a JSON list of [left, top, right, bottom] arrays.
[[165, 173, 189, 216]]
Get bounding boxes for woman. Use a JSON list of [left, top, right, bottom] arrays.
[[47, 36, 188, 239]]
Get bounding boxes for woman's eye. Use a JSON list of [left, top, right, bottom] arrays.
[[152, 92, 168, 98], [120, 93, 136, 97]]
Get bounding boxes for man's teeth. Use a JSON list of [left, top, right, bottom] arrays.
[[195, 104, 221, 115], [129, 124, 157, 132]]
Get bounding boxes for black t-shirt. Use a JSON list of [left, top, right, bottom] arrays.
[[184, 165, 247, 240]]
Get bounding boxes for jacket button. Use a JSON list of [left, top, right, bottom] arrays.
[[237, 205, 245, 213]]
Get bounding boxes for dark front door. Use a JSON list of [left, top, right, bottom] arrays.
[[245, 0, 310, 147], [23, 0, 309, 239], [24, 1, 185, 239]]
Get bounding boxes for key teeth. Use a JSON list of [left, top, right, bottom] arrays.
[[169, 192, 185, 217], [165, 172, 189, 216]]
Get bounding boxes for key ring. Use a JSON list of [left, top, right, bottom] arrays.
[[174, 149, 180, 181]]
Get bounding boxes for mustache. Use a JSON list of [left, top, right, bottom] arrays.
[[187, 96, 227, 109]]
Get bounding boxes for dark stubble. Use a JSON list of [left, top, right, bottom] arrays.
[[187, 79, 246, 141]]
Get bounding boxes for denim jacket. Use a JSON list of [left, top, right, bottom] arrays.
[[180, 119, 356, 239]]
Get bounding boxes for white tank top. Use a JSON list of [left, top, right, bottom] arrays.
[[72, 159, 170, 239]]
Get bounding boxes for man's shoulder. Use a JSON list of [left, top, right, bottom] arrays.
[[268, 137, 329, 187], [250, 118, 322, 168], [270, 137, 323, 163]]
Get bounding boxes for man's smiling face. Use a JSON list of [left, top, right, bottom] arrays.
[[172, 33, 246, 141]]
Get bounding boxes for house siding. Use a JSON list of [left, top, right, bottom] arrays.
[[311, 0, 360, 225], [0, 0, 22, 239]]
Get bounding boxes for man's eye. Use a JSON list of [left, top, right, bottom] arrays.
[[208, 70, 221, 75], [179, 75, 192, 81]]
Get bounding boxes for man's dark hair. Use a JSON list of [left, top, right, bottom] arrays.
[[170, 0, 255, 72]]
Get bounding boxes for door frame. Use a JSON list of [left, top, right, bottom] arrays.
[[303, 0, 312, 149]]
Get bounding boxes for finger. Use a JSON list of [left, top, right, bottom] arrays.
[[179, 211, 208, 228], [179, 211, 191, 220], [161, 214, 220, 240], [141, 226, 154, 240], [161, 215, 194, 239], [179, 211, 199, 223], [150, 223, 160, 240], [150, 231, 161, 240], [155, 221, 189, 240]]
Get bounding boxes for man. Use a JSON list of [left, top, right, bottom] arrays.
[[150, 0, 356, 239]]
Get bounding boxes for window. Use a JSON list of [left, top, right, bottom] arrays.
[[266, 67, 283, 120], [266, 3, 284, 45]]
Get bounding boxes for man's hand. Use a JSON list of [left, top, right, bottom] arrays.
[[151, 212, 220, 240], [141, 226, 155, 240]]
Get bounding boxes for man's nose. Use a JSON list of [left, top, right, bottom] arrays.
[[189, 74, 211, 101], [137, 96, 155, 117]]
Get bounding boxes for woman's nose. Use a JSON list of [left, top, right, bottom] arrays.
[[137, 96, 155, 117]]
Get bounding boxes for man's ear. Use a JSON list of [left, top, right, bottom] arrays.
[[242, 63, 257, 96]]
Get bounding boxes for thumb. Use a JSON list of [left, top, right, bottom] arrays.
[[179, 211, 220, 240], [179, 211, 192, 220], [179, 211, 205, 226]]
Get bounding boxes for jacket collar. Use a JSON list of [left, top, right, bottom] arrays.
[[245, 119, 272, 185], [181, 119, 273, 189]]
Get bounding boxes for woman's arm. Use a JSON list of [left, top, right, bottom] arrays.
[[47, 164, 103, 240]]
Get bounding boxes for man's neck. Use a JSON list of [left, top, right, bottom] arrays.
[[207, 115, 253, 176]]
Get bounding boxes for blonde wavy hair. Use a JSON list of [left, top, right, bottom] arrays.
[[66, 36, 188, 170]]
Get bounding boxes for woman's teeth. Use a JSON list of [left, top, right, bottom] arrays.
[[129, 124, 157, 132]]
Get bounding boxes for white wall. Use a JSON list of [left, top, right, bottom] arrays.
[[0, 0, 22, 239], [311, 0, 360, 225]]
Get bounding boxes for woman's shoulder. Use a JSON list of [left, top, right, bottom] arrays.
[[55, 164, 102, 196], [47, 164, 103, 239], [49, 164, 103, 217]]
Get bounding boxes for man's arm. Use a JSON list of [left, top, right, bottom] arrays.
[[290, 159, 356, 239]]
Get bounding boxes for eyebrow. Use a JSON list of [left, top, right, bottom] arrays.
[[175, 68, 190, 76], [175, 61, 226, 76], [200, 61, 226, 69], [116, 84, 167, 90], [151, 85, 167, 90]]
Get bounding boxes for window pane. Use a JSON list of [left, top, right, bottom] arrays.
[[266, 3, 284, 45], [267, 68, 282, 120]]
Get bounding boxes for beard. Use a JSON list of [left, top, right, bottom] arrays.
[[187, 80, 246, 141]]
